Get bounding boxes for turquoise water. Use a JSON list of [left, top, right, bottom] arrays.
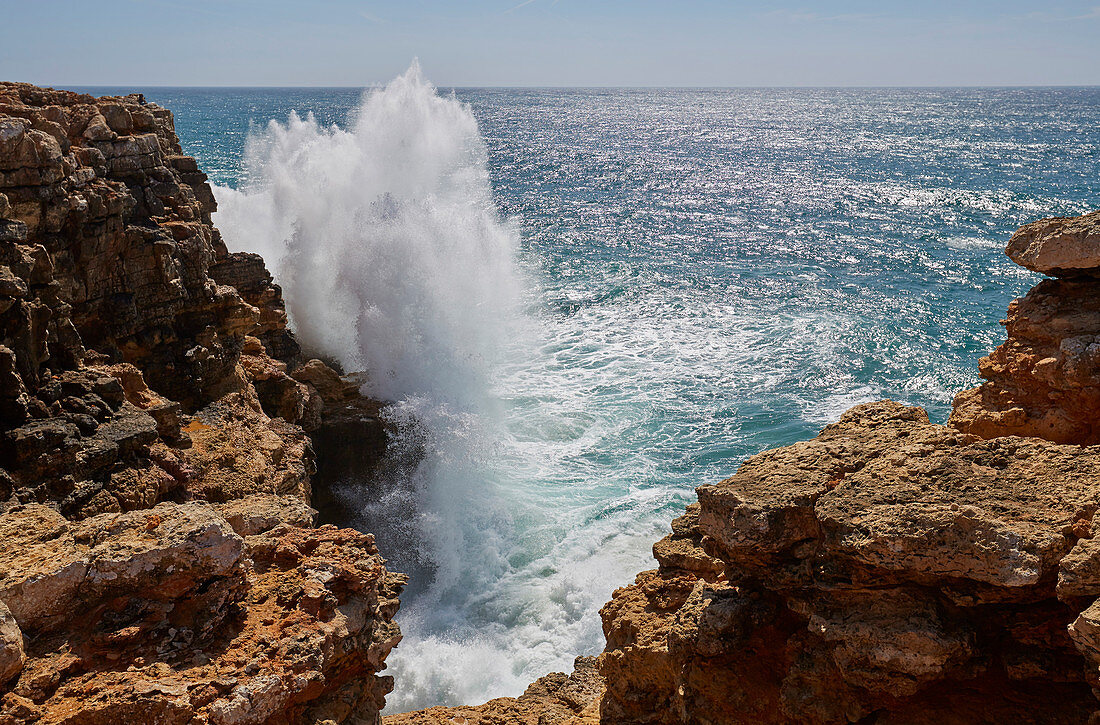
[[84, 83, 1100, 708]]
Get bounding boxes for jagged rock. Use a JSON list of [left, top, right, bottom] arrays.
[[0, 81, 259, 410], [0, 505, 404, 725], [292, 359, 359, 404], [0, 83, 403, 724], [181, 390, 314, 503], [0, 502, 245, 635], [651, 503, 724, 580], [214, 493, 316, 536], [239, 337, 321, 431], [209, 253, 301, 365], [600, 399, 1100, 723], [952, 210, 1100, 444]]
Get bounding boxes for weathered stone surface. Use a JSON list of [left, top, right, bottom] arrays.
[[0, 602, 23, 687], [209, 253, 301, 365], [0, 502, 245, 635], [1006, 208, 1100, 276], [951, 275, 1100, 444], [384, 656, 602, 725], [214, 493, 316, 536], [180, 390, 314, 503], [951, 210, 1100, 444], [0, 84, 404, 724], [240, 337, 321, 431], [600, 400, 1100, 723], [0, 508, 404, 725]]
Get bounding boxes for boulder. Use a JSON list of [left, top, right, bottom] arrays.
[[1006, 209, 1100, 276], [0, 601, 24, 685]]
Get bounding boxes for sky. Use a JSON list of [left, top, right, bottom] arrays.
[[3, 0, 1100, 87]]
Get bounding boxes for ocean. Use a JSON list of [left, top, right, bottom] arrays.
[[82, 72, 1100, 711]]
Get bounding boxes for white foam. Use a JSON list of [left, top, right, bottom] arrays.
[[214, 60, 524, 407], [211, 62, 549, 707]]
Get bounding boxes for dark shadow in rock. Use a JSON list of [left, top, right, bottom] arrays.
[[311, 405, 436, 601]]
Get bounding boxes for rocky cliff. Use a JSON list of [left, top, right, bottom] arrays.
[[951, 210, 1100, 444], [597, 208, 1100, 724], [5, 79, 1098, 725], [0, 83, 403, 724]]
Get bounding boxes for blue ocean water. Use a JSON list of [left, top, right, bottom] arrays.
[[82, 83, 1100, 709]]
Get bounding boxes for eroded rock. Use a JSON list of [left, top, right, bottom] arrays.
[[384, 656, 603, 725], [0, 84, 404, 724], [1006, 208, 1100, 276], [600, 401, 1100, 723], [952, 210, 1100, 444]]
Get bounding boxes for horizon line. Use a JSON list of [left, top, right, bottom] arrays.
[[46, 83, 1100, 91]]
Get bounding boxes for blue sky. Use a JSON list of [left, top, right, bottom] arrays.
[[3, 0, 1100, 87]]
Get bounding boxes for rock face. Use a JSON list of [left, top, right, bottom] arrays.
[[1005, 209, 1100, 276], [599, 209, 1100, 723], [0, 83, 403, 724], [952, 209, 1100, 444]]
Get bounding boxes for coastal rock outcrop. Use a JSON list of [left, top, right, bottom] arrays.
[[1004, 209, 1100, 276], [599, 209, 1100, 724], [0, 83, 403, 723], [952, 209, 1100, 444]]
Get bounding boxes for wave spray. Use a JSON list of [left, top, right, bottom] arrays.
[[215, 60, 522, 406], [213, 62, 655, 711]]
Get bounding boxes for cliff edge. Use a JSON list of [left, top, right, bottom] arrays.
[[0, 83, 403, 724]]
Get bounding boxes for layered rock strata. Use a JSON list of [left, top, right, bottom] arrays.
[[599, 209, 1100, 724], [0, 83, 403, 724], [951, 210, 1100, 444]]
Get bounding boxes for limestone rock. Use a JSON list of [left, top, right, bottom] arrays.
[[951, 210, 1100, 444], [1006, 208, 1100, 276], [0, 508, 405, 725], [0, 502, 245, 635], [0, 601, 24, 686], [385, 656, 603, 725], [600, 401, 1100, 724], [180, 390, 314, 503], [0, 84, 404, 724], [214, 493, 316, 536]]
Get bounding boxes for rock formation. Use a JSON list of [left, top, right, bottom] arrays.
[[0, 83, 403, 724], [383, 657, 603, 725], [597, 209, 1100, 724], [952, 210, 1100, 444]]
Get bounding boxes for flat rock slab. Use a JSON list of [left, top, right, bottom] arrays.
[[699, 400, 1100, 595]]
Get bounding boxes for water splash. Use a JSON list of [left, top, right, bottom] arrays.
[[214, 60, 523, 407], [212, 62, 637, 711]]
